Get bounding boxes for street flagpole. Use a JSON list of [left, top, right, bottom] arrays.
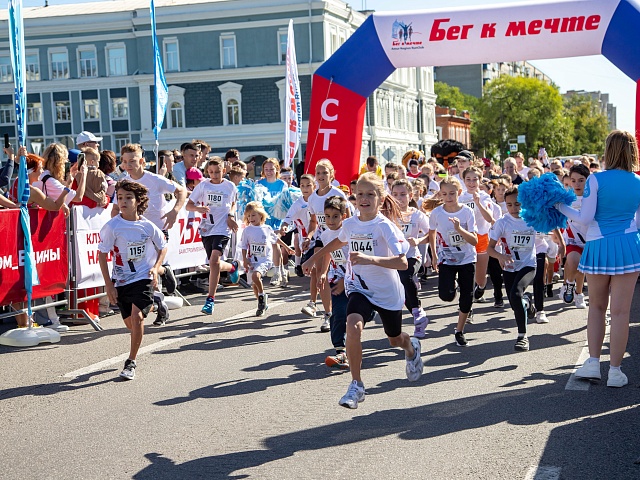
[[150, 0, 168, 174], [284, 19, 302, 168]]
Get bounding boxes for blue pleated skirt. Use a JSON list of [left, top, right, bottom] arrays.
[[579, 231, 640, 275]]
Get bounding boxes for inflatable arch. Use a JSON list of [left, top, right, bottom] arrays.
[[306, 0, 640, 184]]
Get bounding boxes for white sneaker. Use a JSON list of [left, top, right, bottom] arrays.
[[269, 271, 282, 286], [405, 337, 423, 382], [50, 318, 69, 333], [412, 308, 428, 339], [339, 380, 365, 409], [535, 311, 549, 324], [574, 293, 587, 309], [280, 271, 289, 288], [607, 368, 628, 388], [575, 358, 601, 380], [320, 313, 331, 332], [301, 301, 317, 317]]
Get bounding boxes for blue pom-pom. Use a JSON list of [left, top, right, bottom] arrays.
[[518, 173, 576, 233]]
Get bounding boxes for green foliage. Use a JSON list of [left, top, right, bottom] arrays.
[[563, 94, 609, 155], [434, 81, 477, 113]]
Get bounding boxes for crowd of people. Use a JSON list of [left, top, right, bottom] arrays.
[[1, 130, 639, 403]]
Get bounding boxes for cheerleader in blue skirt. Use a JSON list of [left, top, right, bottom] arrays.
[[556, 130, 640, 388]]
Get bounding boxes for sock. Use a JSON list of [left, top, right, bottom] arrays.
[[588, 357, 600, 363], [207, 296, 214, 301], [280, 264, 286, 275], [258, 293, 264, 300], [566, 280, 576, 285], [610, 365, 621, 371], [295, 255, 301, 265], [517, 334, 526, 339], [229, 264, 236, 274]]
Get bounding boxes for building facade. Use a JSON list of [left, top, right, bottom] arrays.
[[435, 106, 471, 147], [563, 89, 617, 131], [0, 0, 437, 169]]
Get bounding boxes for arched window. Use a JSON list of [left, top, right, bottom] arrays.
[[167, 85, 186, 129], [170, 102, 183, 128], [218, 82, 242, 126], [227, 99, 239, 125]]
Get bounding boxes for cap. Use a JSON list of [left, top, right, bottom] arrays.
[[76, 131, 103, 145], [457, 150, 473, 160], [186, 167, 204, 181], [68, 149, 81, 163]]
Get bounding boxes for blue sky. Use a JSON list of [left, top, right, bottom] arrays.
[[13, 0, 638, 132]]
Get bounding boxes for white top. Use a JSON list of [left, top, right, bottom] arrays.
[[337, 213, 408, 311], [189, 179, 237, 237], [429, 204, 477, 266], [452, 174, 467, 192], [459, 190, 494, 235], [240, 224, 278, 265], [38, 170, 76, 206], [489, 214, 537, 272], [308, 186, 348, 236], [98, 215, 166, 287], [399, 208, 430, 261], [564, 196, 588, 248], [321, 228, 349, 284], [283, 196, 312, 248], [125, 172, 177, 230], [535, 232, 549, 254]]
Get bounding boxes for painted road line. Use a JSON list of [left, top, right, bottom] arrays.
[[524, 466, 561, 480], [63, 292, 308, 379], [565, 324, 610, 391]]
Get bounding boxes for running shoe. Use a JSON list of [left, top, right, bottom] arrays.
[[41, 318, 70, 332], [493, 299, 504, 308], [256, 294, 269, 316], [201, 297, 215, 315], [320, 313, 331, 332], [563, 282, 575, 303], [514, 336, 529, 352], [454, 330, 468, 347], [301, 301, 317, 317], [574, 293, 587, 309], [552, 272, 561, 283], [338, 380, 365, 409], [280, 271, 289, 288], [325, 352, 349, 370], [228, 261, 240, 284], [473, 284, 485, 301], [405, 337, 423, 382], [535, 311, 549, 324], [295, 265, 304, 277], [269, 271, 282, 287], [545, 284, 554, 298], [607, 368, 628, 388], [575, 358, 601, 380], [160, 265, 177, 294], [523, 293, 536, 320], [119, 359, 136, 380]]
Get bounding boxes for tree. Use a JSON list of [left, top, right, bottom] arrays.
[[473, 76, 573, 159], [563, 94, 609, 155], [434, 81, 477, 113]]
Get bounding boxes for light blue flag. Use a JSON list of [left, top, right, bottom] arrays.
[[151, 0, 168, 141], [8, 0, 39, 319]]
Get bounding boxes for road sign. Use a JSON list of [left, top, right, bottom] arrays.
[[509, 143, 518, 152], [517, 135, 526, 144]]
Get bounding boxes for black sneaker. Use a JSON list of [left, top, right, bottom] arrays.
[[256, 294, 269, 316], [161, 265, 177, 294], [295, 265, 304, 277], [178, 282, 205, 295], [119, 359, 136, 380], [473, 284, 485, 300], [545, 284, 554, 298], [153, 303, 169, 326], [523, 293, 536, 319], [454, 331, 468, 347], [494, 299, 504, 308], [563, 282, 575, 303], [514, 337, 529, 352]]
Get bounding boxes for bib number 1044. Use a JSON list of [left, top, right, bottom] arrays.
[[350, 239, 373, 253]]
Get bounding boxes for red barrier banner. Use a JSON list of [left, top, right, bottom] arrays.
[[0, 208, 68, 305]]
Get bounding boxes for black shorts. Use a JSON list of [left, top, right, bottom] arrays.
[[162, 230, 169, 242], [281, 229, 294, 247], [116, 279, 154, 319], [346, 292, 403, 338], [202, 234, 230, 258], [301, 248, 315, 265]]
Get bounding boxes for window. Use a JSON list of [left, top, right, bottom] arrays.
[[0, 104, 14, 125], [55, 100, 71, 122], [163, 38, 179, 72], [330, 25, 339, 54], [26, 51, 40, 81], [83, 99, 100, 120], [220, 34, 236, 68], [169, 102, 184, 128], [111, 97, 128, 119], [218, 82, 242, 126], [27, 102, 42, 123], [78, 47, 97, 78], [113, 134, 130, 153], [338, 28, 347, 46], [227, 99, 239, 125], [0, 56, 12, 83], [106, 44, 126, 76], [278, 31, 288, 64], [49, 49, 69, 80]]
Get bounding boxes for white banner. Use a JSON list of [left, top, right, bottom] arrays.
[[284, 18, 302, 168], [73, 204, 208, 289]]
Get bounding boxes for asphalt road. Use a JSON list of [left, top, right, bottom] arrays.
[[1, 274, 639, 480]]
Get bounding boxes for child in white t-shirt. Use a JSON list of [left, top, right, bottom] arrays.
[[98, 180, 168, 380]]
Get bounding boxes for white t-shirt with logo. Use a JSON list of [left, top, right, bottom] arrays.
[[337, 213, 409, 311], [399, 208, 430, 261], [189, 178, 237, 237], [98, 215, 167, 287], [429, 204, 477, 266], [459, 190, 494, 235], [489, 214, 537, 272], [240, 224, 278, 266], [308, 187, 348, 238], [321, 228, 349, 284], [283, 196, 312, 249], [125, 172, 177, 230], [565, 196, 587, 247]]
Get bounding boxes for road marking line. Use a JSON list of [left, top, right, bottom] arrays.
[[565, 324, 610, 391], [524, 466, 561, 480], [63, 293, 308, 379]]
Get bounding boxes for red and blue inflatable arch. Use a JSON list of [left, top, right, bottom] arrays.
[[306, 0, 640, 185]]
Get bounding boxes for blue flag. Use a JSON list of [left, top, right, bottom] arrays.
[[151, 0, 168, 141], [8, 0, 39, 319]]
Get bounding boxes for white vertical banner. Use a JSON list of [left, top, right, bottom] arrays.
[[284, 19, 302, 168]]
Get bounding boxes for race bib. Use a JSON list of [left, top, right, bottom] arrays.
[[316, 214, 326, 228], [250, 243, 267, 258], [447, 230, 465, 247], [401, 223, 412, 235], [207, 192, 224, 207], [350, 233, 374, 254], [510, 231, 535, 251], [127, 241, 146, 261], [331, 248, 346, 265], [465, 202, 476, 211]]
